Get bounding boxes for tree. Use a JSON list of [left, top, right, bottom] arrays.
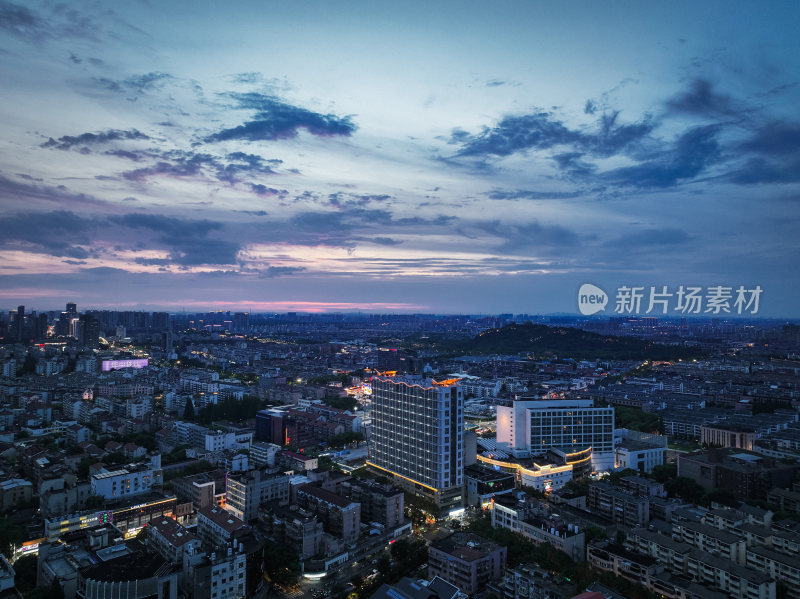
[[183, 397, 195, 421], [12, 554, 38, 594], [665, 477, 705, 504], [650, 463, 677, 483], [263, 541, 301, 588]]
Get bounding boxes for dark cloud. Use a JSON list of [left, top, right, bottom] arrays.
[[263, 266, 306, 277], [109, 213, 222, 237], [250, 184, 288, 197], [476, 220, 580, 252], [327, 192, 392, 208], [93, 72, 173, 95], [600, 125, 721, 188], [121, 150, 279, 184], [584, 99, 598, 115], [366, 237, 403, 246], [604, 227, 690, 248], [0, 1, 41, 39], [738, 120, 800, 156], [552, 152, 597, 178], [41, 128, 150, 150], [0, 210, 96, 258], [456, 109, 652, 160], [487, 189, 582, 201], [592, 111, 655, 157], [665, 78, 745, 118], [109, 213, 240, 265], [206, 92, 357, 142], [0, 1, 98, 42], [457, 112, 582, 157], [724, 157, 800, 185], [0, 174, 109, 209]]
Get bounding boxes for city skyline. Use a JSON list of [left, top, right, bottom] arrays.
[[1, 1, 799, 315]]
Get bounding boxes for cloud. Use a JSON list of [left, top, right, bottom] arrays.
[[0, 1, 99, 42], [93, 72, 173, 95], [0, 210, 97, 258], [41, 128, 150, 150], [326, 192, 392, 208], [0, 174, 109, 209], [206, 92, 357, 142], [263, 266, 307, 277], [108, 213, 241, 266], [738, 120, 800, 156], [475, 220, 581, 253], [665, 78, 745, 118], [457, 111, 582, 157], [487, 189, 582, 201], [604, 227, 690, 248], [365, 237, 403, 246], [109, 213, 222, 237], [455, 108, 653, 161], [120, 150, 280, 184], [250, 184, 288, 197], [724, 157, 800, 185], [600, 125, 721, 188]]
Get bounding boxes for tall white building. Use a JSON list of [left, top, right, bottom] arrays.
[[496, 399, 614, 471], [367, 375, 464, 512]]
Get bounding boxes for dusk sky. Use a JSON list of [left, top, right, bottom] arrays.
[[1, 1, 799, 316]]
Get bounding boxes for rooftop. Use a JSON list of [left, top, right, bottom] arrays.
[[198, 506, 248, 534], [149, 517, 197, 547], [431, 531, 504, 561]]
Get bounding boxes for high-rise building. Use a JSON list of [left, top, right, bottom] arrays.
[[12, 305, 25, 342], [233, 312, 250, 333], [65, 302, 77, 316], [496, 399, 614, 471], [79, 315, 100, 349], [151, 311, 170, 331], [35, 313, 48, 340], [367, 375, 464, 513]]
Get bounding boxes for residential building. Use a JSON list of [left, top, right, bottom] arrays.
[[224, 469, 290, 522], [296, 483, 360, 544], [428, 532, 507, 594], [588, 482, 650, 527]]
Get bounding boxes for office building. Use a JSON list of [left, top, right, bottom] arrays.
[[367, 375, 464, 512], [496, 399, 614, 471]]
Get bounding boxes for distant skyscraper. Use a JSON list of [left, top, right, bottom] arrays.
[[35, 313, 48, 340], [233, 312, 250, 333], [66, 302, 77, 316], [13, 305, 25, 342], [151, 311, 170, 331], [79, 315, 100, 349], [368, 375, 464, 512]]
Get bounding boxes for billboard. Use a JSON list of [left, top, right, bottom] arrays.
[[101, 358, 149, 371]]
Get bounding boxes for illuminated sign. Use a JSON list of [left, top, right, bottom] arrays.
[[102, 358, 149, 371]]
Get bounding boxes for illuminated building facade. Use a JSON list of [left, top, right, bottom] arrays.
[[367, 376, 464, 512], [496, 399, 614, 471]]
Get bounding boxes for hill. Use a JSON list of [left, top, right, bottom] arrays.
[[411, 322, 704, 361]]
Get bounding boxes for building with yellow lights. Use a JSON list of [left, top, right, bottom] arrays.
[[496, 399, 614, 471], [367, 376, 464, 513]]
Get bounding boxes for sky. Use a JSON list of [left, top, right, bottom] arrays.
[[1, 0, 799, 316]]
